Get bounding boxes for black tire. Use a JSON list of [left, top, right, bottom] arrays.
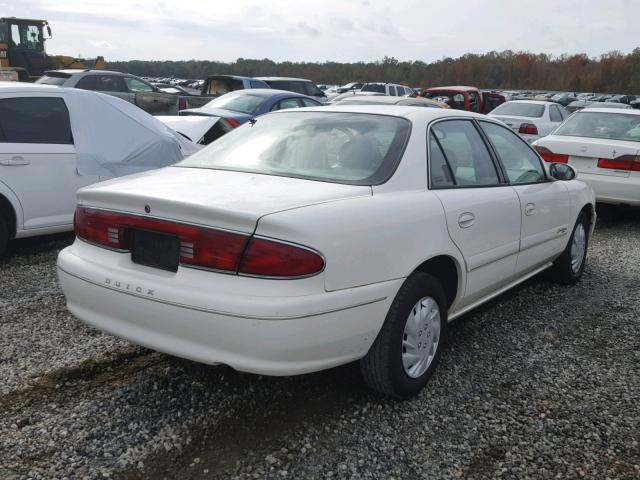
[[0, 216, 8, 258], [360, 272, 448, 399], [547, 211, 589, 285]]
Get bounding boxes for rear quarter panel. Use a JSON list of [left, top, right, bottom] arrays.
[[254, 190, 465, 294]]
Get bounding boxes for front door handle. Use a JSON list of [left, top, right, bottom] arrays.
[[525, 203, 536, 216], [0, 156, 30, 166], [458, 212, 475, 229]]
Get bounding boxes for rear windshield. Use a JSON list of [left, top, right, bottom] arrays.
[[205, 77, 243, 96], [361, 84, 386, 93], [491, 102, 545, 118], [177, 112, 411, 185], [554, 111, 640, 142], [203, 94, 265, 114], [424, 91, 467, 110], [35, 74, 69, 86]]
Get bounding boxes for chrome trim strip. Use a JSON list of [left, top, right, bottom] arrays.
[[58, 265, 387, 321], [449, 262, 552, 321]]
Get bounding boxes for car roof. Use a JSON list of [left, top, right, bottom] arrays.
[[274, 104, 484, 122], [425, 86, 479, 92], [205, 74, 259, 81], [0, 82, 66, 93], [255, 77, 314, 82], [336, 96, 438, 106], [499, 100, 555, 106], [221, 88, 314, 99], [45, 69, 124, 75], [581, 107, 639, 114]]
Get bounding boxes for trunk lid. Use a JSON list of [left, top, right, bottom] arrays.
[[491, 115, 536, 132], [537, 135, 639, 177], [77, 166, 372, 233]]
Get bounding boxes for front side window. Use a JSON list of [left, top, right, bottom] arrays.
[[178, 112, 411, 185], [554, 111, 640, 142], [479, 121, 546, 184], [430, 120, 499, 186], [125, 77, 153, 92], [0, 97, 73, 144], [300, 98, 321, 107]]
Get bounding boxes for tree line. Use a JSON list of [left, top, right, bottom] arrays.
[[106, 49, 640, 94]]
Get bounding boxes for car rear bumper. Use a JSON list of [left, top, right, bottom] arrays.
[[578, 172, 640, 206], [57, 241, 401, 375]]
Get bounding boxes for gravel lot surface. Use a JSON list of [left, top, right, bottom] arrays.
[[1, 206, 639, 480]]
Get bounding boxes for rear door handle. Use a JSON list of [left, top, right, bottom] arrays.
[[0, 156, 30, 166], [458, 212, 475, 229], [525, 203, 536, 216]]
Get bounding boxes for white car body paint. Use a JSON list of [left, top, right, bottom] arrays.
[[533, 107, 640, 206], [489, 100, 568, 143], [57, 106, 595, 376]]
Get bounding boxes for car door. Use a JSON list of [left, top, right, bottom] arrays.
[[0, 95, 99, 230], [126, 76, 177, 115], [428, 119, 521, 306], [478, 120, 571, 274]]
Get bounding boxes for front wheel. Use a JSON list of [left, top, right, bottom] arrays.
[[548, 211, 589, 284], [360, 272, 448, 399]]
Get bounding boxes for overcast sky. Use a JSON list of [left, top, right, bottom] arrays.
[[6, 0, 640, 62]]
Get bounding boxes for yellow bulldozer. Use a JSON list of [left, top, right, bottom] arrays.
[[0, 17, 105, 82]]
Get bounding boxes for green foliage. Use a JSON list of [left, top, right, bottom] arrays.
[[106, 50, 640, 93]]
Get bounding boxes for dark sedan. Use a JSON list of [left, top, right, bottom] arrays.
[[178, 89, 322, 143]]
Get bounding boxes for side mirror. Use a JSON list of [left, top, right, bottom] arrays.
[[549, 162, 576, 181]]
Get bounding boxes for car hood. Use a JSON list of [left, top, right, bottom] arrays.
[[77, 167, 372, 233]]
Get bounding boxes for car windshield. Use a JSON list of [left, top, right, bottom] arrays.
[[361, 84, 386, 93], [177, 112, 411, 185], [554, 112, 640, 142], [492, 102, 545, 118], [203, 94, 265, 114]]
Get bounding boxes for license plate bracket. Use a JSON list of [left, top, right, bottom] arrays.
[[131, 229, 180, 272]]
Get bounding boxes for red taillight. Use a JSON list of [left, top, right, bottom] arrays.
[[74, 207, 325, 277], [518, 123, 539, 135], [239, 237, 324, 278], [74, 207, 248, 272], [222, 117, 241, 129], [597, 155, 640, 171], [533, 146, 568, 163], [178, 98, 187, 111]]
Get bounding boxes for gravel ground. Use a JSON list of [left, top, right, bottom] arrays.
[[0, 205, 638, 480]]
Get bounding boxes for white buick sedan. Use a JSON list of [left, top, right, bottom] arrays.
[[533, 108, 640, 206], [58, 106, 595, 398]]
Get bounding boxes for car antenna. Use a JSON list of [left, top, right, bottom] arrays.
[[248, 118, 257, 126]]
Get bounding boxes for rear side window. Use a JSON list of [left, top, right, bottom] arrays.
[[271, 98, 301, 111], [428, 132, 455, 187], [430, 120, 499, 186], [0, 97, 73, 144], [549, 105, 562, 122], [77, 75, 126, 92], [388, 86, 397, 96], [206, 78, 243, 96], [34, 74, 69, 86], [249, 80, 265, 88], [361, 84, 386, 94], [300, 98, 321, 107]]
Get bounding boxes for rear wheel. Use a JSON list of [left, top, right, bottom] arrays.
[[0, 216, 8, 258], [548, 211, 589, 284], [360, 272, 447, 399]]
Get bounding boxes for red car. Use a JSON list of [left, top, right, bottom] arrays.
[[420, 86, 505, 113]]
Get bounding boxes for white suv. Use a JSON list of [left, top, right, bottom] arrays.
[[360, 82, 413, 96]]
